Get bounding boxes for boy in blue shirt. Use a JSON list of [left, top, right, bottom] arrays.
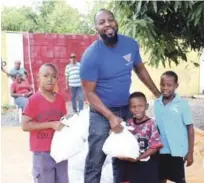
[[154, 71, 194, 183]]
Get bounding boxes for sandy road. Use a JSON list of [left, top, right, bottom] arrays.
[[1, 127, 204, 183]]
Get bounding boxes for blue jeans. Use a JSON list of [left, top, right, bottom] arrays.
[[14, 97, 28, 110], [84, 106, 130, 183], [70, 86, 84, 113]]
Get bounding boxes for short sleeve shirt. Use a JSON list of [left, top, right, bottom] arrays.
[[11, 80, 31, 94], [154, 94, 193, 157], [10, 68, 26, 77], [127, 118, 163, 153], [80, 34, 142, 107], [23, 91, 67, 152], [65, 62, 81, 87]]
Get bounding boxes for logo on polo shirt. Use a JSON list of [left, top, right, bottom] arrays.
[[172, 107, 179, 113], [123, 53, 131, 62], [123, 53, 133, 66]]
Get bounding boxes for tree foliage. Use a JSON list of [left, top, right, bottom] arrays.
[[76, 0, 108, 34], [35, 1, 81, 33], [1, 0, 109, 35], [1, 6, 38, 32], [111, 0, 204, 66], [2, 0, 204, 66], [1, 0, 107, 35], [1, 1, 82, 34]]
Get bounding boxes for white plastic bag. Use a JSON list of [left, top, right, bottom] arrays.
[[50, 108, 89, 163], [102, 124, 140, 160]]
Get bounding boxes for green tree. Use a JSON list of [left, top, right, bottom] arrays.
[[35, 1, 81, 33], [1, 0, 109, 34], [1, 6, 38, 32], [1, 1, 82, 34], [110, 1, 204, 67], [79, 0, 108, 34]]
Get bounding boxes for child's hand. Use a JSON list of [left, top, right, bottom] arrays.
[[51, 122, 65, 131], [118, 157, 138, 162], [184, 152, 194, 167]]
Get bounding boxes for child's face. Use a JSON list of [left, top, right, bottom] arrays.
[[129, 97, 148, 121], [38, 66, 58, 91], [160, 75, 178, 98]]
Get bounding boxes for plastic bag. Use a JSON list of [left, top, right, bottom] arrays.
[[50, 108, 89, 163], [102, 124, 140, 160]]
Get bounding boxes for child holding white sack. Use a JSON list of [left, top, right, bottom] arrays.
[[117, 92, 163, 183]]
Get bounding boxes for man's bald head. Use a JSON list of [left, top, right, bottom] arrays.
[[14, 60, 21, 69], [94, 9, 118, 46], [15, 60, 21, 64], [94, 9, 115, 25]]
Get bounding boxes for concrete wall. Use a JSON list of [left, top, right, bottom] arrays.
[[1, 32, 9, 105], [131, 50, 200, 99], [23, 33, 96, 101], [1, 32, 201, 105], [199, 50, 204, 94]]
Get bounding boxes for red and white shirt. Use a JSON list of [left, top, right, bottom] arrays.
[[127, 118, 163, 153]]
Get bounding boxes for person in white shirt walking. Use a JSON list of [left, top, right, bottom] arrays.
[[65, 53, 84, 113]]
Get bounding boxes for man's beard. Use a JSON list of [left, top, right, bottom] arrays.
[[99, 29, 118, 46]]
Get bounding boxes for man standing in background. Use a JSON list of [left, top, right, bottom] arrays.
[[65, 53, 84, 114], [1, 60, 28, 80]]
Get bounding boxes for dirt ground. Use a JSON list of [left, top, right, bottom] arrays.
[[1, 127, 113, 183], [1, 127, 32, 183], [1, 127, 204, 183]]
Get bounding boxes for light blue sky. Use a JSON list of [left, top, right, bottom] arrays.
[[1, 0, 91, 13]]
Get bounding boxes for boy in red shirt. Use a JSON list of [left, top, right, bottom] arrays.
[[22, 63, 69, 183]]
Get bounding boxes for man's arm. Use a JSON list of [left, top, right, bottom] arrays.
[[65, 77, 69, 89], [23, 68, 28, 77], [134, 63, 160, 97], [65, 66, 69, 89], [24, 68, 28, 74], [81, 80, 123, 133], [1, 65, 8, 75], [1, 66, 13, 77]]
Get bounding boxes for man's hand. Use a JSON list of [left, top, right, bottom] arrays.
[[108, 115, 123, 133], [184, 152, 194, 167], [51, 122, 65, 131]]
